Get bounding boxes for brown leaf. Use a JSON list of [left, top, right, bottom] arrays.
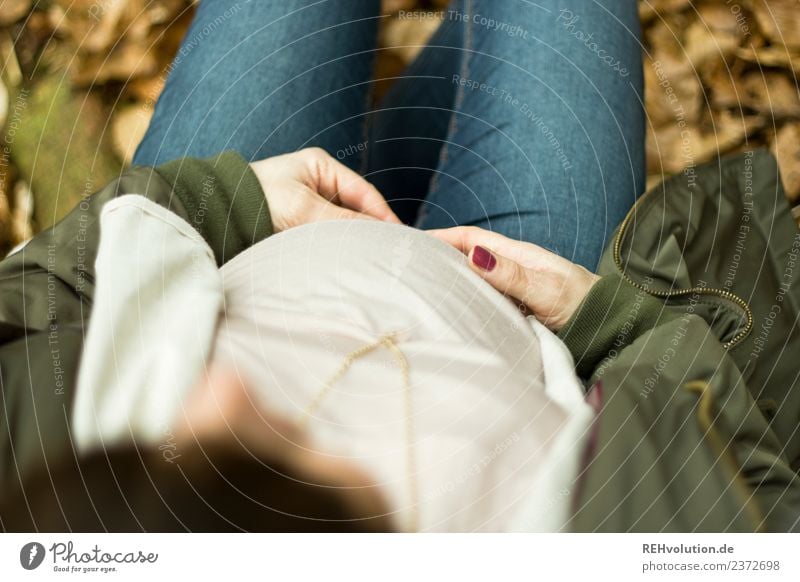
[[381, 0, 419, 15], [111, 105, 152, 165], [0, 77, 7, 129], [51, 0, 190, 86], [696, 1, 750, 38], [11, 180, 33, 244], [639, 0, 691, 25], [647, 123, 691, 174], [646, 14, 689, 73], [740, 71, 800, 119], [380, 14, 442, 65], [0, 32, 22, 86], [0, 0, 31, 26], [735, 44, 800, 74], [683, 3, 743, 70], [772, 122, 800, 203], [0, 155, 11, 253], [751, 0, 800, 50], [705, 61, 744, 111], [644, 56, 703, 126], [705, 108, 764, 145], [124, 74, 166, 104], [708, 64, 800, 118], [51, 0, 129, 53], [146, 0, 189, 26], [72, 40, 159, 86], [647, 110, 761, 174]]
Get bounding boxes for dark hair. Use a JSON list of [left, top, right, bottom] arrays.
[[0, 439, 392, 532]]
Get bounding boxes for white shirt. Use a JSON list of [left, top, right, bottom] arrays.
[[74, 196, 594, 532]]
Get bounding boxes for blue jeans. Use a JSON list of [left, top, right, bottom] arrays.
[[134, 0, 644, 270]]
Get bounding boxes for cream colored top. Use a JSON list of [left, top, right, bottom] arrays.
[[212, 220, 593, 532], [75, 197, 593, 533]]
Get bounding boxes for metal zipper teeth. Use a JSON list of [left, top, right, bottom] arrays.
[[612, 188, 754, 351]]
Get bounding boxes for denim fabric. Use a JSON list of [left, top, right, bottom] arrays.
[[134, 0, 382, 170], [135, 0, 644, 270]]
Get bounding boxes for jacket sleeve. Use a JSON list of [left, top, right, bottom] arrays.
[[558, 273, 800, 532], [0, 151, 271, 339], [0, 152, 271, 494]]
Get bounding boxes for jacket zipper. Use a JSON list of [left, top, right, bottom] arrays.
[[612, 188, 754, 350]]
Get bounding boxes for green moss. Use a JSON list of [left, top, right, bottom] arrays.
[[6, 76, 121, 231]]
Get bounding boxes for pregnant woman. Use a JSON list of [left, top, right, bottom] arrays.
[[1, 1, 799, 532]]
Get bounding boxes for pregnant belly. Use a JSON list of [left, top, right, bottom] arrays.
[[218, 220, 531, 347], [211, 220, 580, 532]]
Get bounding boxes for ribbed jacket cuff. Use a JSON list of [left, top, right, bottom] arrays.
[[153, 151, 272, 265], [558, 272, 674, 378]]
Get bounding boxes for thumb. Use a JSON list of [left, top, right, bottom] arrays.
[[467, 245, 531, 304]]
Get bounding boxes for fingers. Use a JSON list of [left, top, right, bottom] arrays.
[[303, 148, 401, 224], [432, 225, 601, 330], [428, 226, 510, 254], [428, 226, 541, 266], [310, 198, 378, 223], [467, 244, 532, 306], [427, 227, 471, 253]]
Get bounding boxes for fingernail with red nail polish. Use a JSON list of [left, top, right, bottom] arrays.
[[472, 246, 496, 272]]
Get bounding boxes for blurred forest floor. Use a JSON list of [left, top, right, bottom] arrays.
[[1, 0, 800, 255]]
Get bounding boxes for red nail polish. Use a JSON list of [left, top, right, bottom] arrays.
[[472, 246, 497, 272]]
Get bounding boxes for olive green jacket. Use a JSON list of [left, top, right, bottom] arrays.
[[0, 152, 272, 500], [558, 149, 800, 532], [0, 149, 798, 532]]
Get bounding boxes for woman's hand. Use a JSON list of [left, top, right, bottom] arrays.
[[430, 226, 600, 331], [251, 147, 400, 232]]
